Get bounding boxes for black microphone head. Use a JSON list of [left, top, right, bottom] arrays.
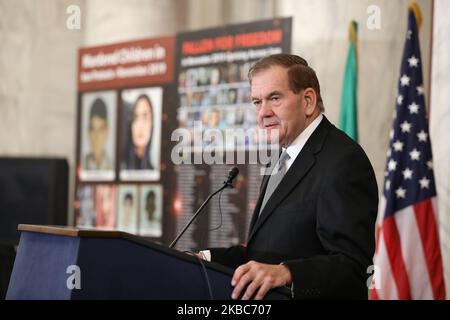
[[228, 167, 239, 181]]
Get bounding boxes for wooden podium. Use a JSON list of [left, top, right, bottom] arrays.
[[6, 225, 288, 300]]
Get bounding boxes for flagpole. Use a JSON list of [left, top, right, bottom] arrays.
[[408, 1, 433, 117], [408, 1, 422, 30]]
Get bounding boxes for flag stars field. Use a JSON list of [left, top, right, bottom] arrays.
[[402, 168, 413, 180], [406, 29, 412, 39], [396, 187, 406, 198], [417, 130, 428, 142], [416, 85, 424, 95], [419, 177, 430, 189], [409, 148, 421, 161], [408, 55, 419, 67], [393, 140, 404, 152], [400, 120, 412, 132], [408, 102, 420, 114], [388, 159, 397, 171], [400, 74, 411, 86]]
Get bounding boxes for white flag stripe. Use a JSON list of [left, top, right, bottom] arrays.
[[394, 205, 434, 299], [376, 196, 387, 228], [375, 231, 399, 299]]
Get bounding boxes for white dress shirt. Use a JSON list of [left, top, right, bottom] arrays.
[[283, 113, 323, 171]]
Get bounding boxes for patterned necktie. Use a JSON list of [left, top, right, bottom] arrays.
[[259, 151, 291, 215]]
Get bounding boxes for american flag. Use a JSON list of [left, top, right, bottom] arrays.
[[371, 6, 446, 299]]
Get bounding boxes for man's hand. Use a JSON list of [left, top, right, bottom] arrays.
[[231, 260, 292, 300]]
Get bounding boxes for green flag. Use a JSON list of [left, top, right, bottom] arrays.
[[339, 21, 358, 141]]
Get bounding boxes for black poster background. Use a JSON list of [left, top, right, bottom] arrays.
[[169, 18, 292, 252]]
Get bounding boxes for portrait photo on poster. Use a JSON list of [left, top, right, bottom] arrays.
[[79, 91, 117, 181], [138, 184, 163, 238], [75, 185, 96, 228], [95, 184, 116, 229], [116, 184, 139, 234], [120, 87, 162, 181]]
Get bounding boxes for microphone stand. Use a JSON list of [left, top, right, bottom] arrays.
[[169, 179, 234, 249]]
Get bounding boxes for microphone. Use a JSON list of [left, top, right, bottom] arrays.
[[225, 167, 239, 186], [169, 167, 239, 249]]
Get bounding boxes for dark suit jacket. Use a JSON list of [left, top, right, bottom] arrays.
[[209, 116, 378, 299]]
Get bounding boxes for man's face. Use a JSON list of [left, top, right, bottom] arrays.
[[89, 116, 108, 158], [251, 65, 308, 148]]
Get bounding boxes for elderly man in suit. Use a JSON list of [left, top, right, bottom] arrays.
[[201, 54, 378, 300]]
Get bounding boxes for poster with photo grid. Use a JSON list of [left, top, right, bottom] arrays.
[[172, 18, 292, 252]]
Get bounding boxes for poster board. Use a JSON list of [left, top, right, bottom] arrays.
[[74, 18, 292, 251]]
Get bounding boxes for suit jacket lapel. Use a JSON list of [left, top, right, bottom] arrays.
[[247, 147, 315, 242], [247, 116, 332, 244], [249, 172, 270, 233]]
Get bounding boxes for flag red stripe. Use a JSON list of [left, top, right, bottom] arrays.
[[371, 287, 379, 300], [413, 199, 446, 299], [383, 215, 411, 299]]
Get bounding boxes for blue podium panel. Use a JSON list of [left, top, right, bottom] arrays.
[[7, 232, 79, 299], [6, 225, 288, 300], [73, 237, 233, 299]]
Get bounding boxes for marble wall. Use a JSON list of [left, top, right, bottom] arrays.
[[0, 0, 83, 157], [0, 0, 85, 224], [83, 0, 186, 46], [430, 0, 450, 296]]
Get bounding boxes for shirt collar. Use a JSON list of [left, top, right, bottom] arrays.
[[283, 113, 323, 162]]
